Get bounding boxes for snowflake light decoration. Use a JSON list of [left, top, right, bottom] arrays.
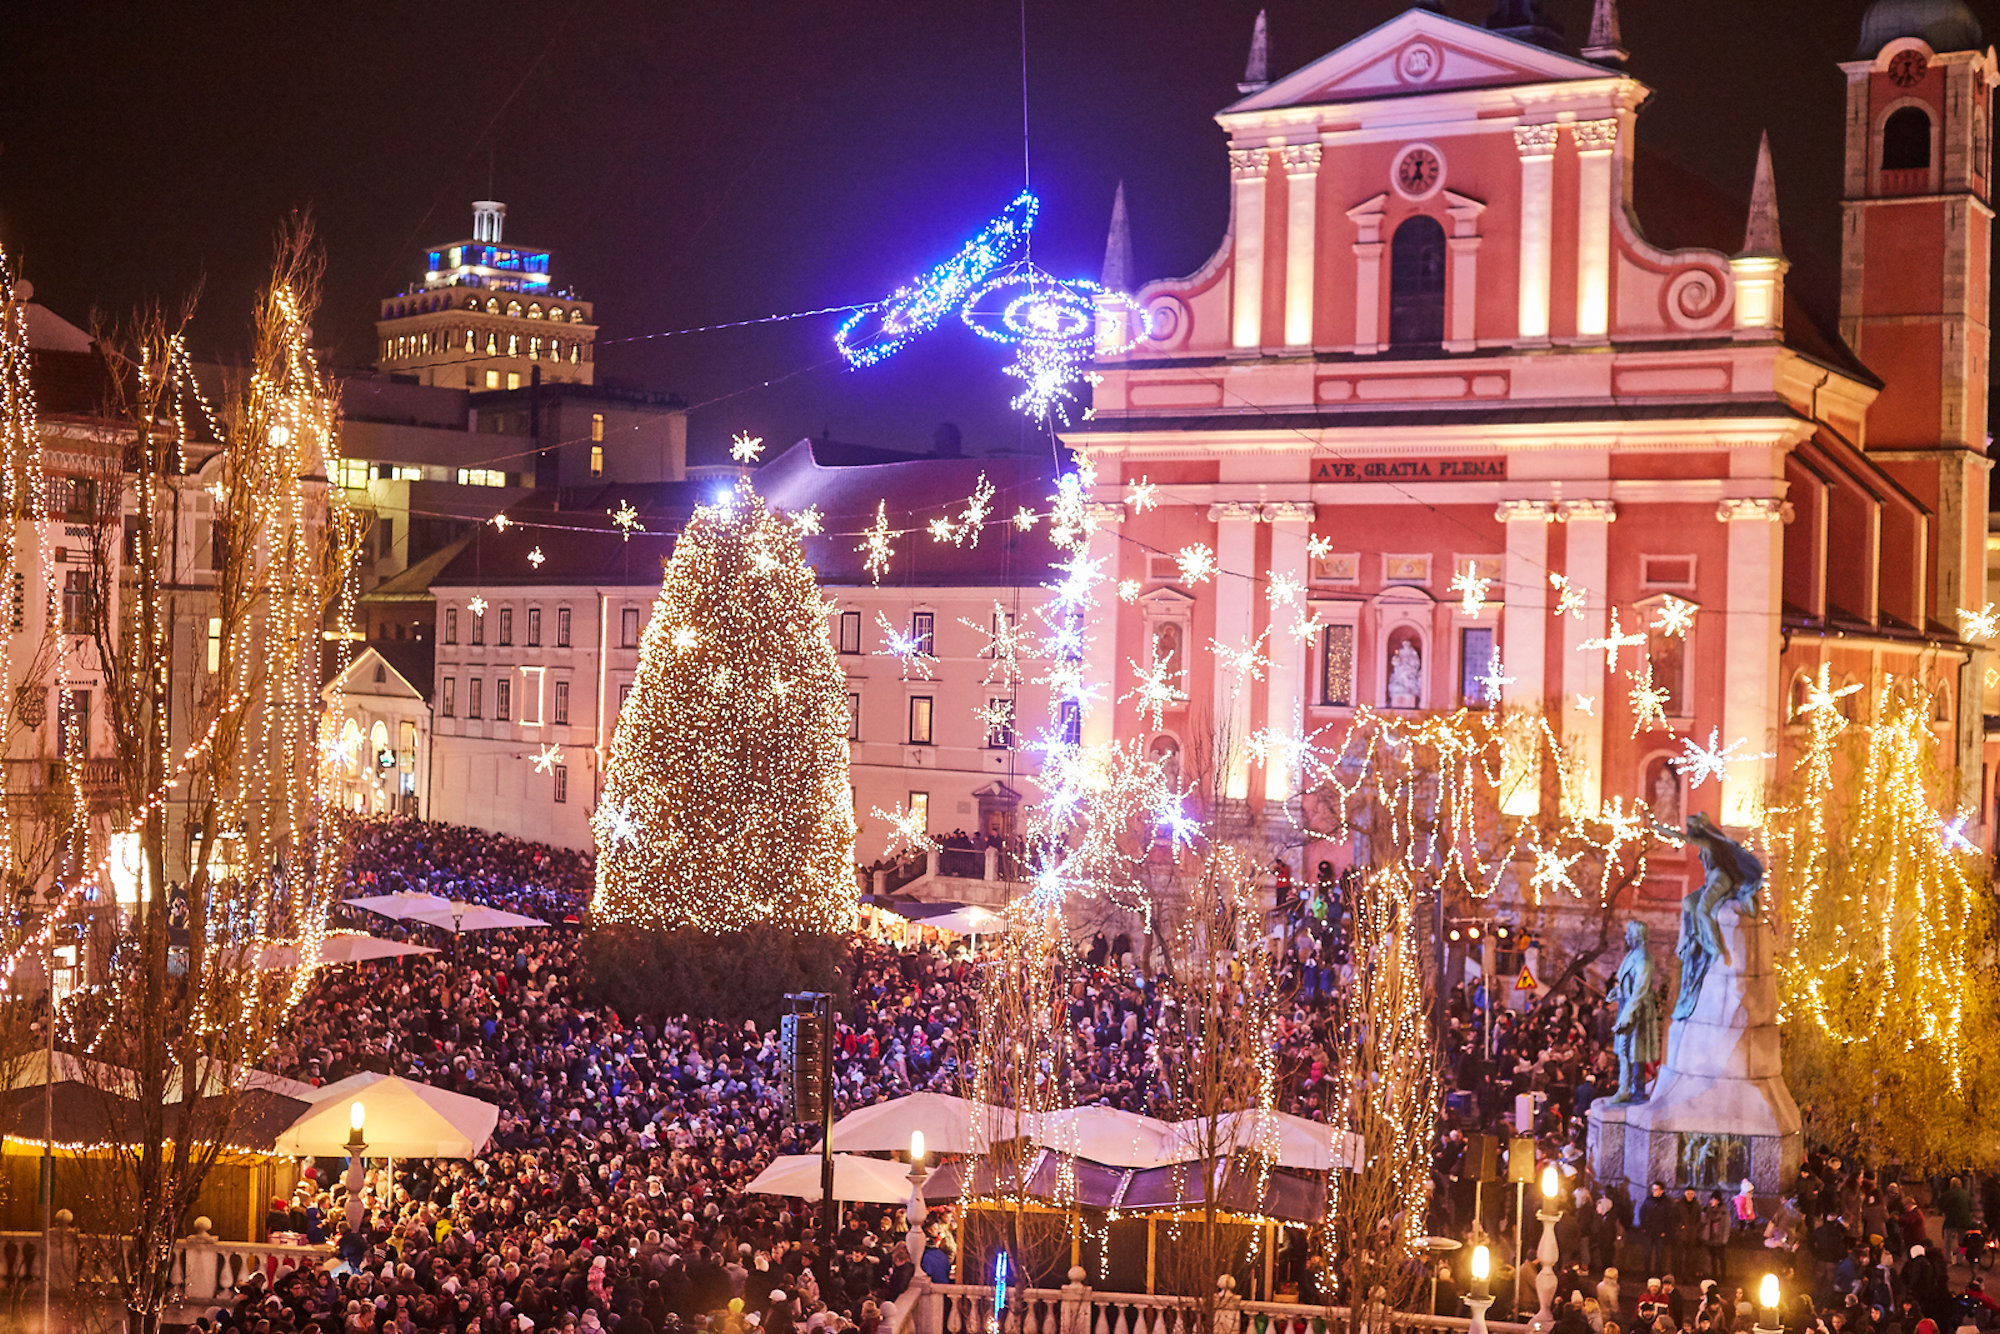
[[857, 501, 895, 585], [1176, 544, 1218, 585], [1476, 653, 1513, 704], [1123, 650, 1187, 729], [873, 802, 940, 857], [1450, 561, 1492, 618], [1013, 507, 1039, 532], [1125, 478, 1159, 512], [610, 500, 643, 542], [1267, 572, 1303, 607], [597, 800, 636, 847], [1211, 636, 1271, 682], [1529, 844, 1582, 898], [961, 270, 1147, 421], [468, 596, 488, 618], [1958, 603, 2000, 642], [1549, 573, 1587, 621], [791, 505, 823, 536], [1671, 728, 1772, 790], [730, 431, 765, 463], [528, 547, 545, 569], [1629, 671, 1671, 736], [876, 612, 937, 680], [1651, 595, 1698, 638], [1306, 534, 1333, 560], [1580, 610, 1647, 673], [532, 742, 564, 775], [491, 513, 512, 532], [1117, 579, 1142, 603], [1573, 694, 1597, 716]]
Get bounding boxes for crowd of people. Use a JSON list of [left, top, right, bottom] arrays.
[[197, 819, 1992, 1334]]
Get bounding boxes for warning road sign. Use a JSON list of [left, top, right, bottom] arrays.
[[1514, 967, 1541, 992]]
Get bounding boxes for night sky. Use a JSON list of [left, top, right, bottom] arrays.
[[0, 1, 1937, 460]]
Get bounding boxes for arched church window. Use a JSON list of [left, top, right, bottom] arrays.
[[1388, 215, 1447, 349], [1883, 107, 1932, 171]]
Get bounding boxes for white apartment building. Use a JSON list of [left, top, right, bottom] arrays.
[[425, 440, 1060, 854]]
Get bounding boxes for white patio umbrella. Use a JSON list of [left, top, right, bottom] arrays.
[[254, 932, 438, 971], [273, 1072, 499, 1158], [1031, 1105, 1180, 1168], [920, 906, 1015, 937], [346, 894, 545, 934], [745, 1153, 919, 1204], [829, 1092, 1021, 1156]]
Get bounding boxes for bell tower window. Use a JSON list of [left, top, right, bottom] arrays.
[[1388, 215, 1447, 349], [1883, 106, 1932, 172]]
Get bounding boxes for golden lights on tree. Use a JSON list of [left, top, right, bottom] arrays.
[[591, 479, 857, 934]]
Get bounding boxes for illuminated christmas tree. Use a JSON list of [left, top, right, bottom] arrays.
[[592, 480, 858, 934]]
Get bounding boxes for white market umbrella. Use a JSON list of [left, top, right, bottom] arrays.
[[1197, 1109, 1336, 1171], [273, 1072, 499, 1159], [346, 894, 545, 933], [829, 1092, 1019, 1156], [254, 932, 438, 971], [745, 1153, 919, 1205], [921, 906, 1016, 937], [1031, 1105, 1180, 1169]]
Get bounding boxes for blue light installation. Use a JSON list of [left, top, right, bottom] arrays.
[[992, 1252, 1010, 1321], [834, 193, 1039, 369], [961, 270, 1148, 421]]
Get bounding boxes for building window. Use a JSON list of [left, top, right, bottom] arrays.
[[838, 611, 862, 654], [1389, 216, 1448, 348], [553, 680, 570, 726], [338, 458, 371, 490], [847, 692, 861, 740], [468, 679, 484, 719], [1883, 106, 1932, 171], [495, 677, 512, 721], [911, 612, 936, 655], [507, 372, 521, 390], [486, 369, 500, 388], [553, 765, 568, 803], [61, 570, 91, 634], [620, 607, 641, 649], [986, 697, 1015, 749], [498, 608, 514, 646], [527, 607, 541, 647], [471, 608, 485, 646], [456, 468, 508, 487], [7, 571, 19, 631], [442, 678, 456, 717], [1647, 628, 1689, 717], [1321, 624, 1355, 706], [208, 518, 230, 571], [445, 608, 459, 645], [206, 617, 222, 673], [908, 791, 930, 833], [57, 689, 88, 758], [591, 413, 605, 443], [908, 696, 934, 745], [1460, 626, 1498, 707], [590, 445, 604, 478], [618, 682, 633, 715], [1057, 699, 1082, 745], [556, 606, 572, 647]]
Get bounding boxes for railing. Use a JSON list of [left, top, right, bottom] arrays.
[[173, 1224, 333, 1301], [892, 1274, 1533, 1334]]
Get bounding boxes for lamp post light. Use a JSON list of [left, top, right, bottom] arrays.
[[344, 1101, 368, 1236], [1754, 1274, 1782, 1334], [905, 1130, 930, 1265], [1465, 1245, 1495, 1334], [1529, 1166, 1561, 1332]]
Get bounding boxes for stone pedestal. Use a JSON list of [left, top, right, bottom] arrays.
[[1587, 902, 1801, 1196]]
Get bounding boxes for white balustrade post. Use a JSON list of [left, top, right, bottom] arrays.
[[1214, 1275, 1240, 1334], [1061, 1267, 1091, 1334], [984, 846, 999, 881], [183, 1217, 220, 1302]]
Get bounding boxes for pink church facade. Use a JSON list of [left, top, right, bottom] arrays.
[[1069, 4, 1998, 905]]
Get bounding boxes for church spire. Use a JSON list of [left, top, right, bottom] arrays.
[[1583, 0, 1628, 64], [1740, 132, 1784, 258], [1237, 10, 1270, 95], [1101, 181, 1134, 292]]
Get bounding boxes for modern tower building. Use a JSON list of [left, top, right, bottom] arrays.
[[375, 201, 597, 392]]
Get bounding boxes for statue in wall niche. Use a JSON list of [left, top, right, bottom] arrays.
[[1672, 813, 1766, 1020], [1607, 919, 1661, 1104], [1386, 638, 1421, 708]]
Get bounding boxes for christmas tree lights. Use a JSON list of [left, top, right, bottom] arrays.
[[591, 479, 857, 934]]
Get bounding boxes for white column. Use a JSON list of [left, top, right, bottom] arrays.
[[1514, 124, 1559, 344], [1496, 501, 1555, 816], [1230, 148, 1270, 350], [1574, 119, 1618, 340], [1081, 506, 1124, 751], [1347, 195, 1388, 354], [1559, 500, 1616, 816], [1716, 499, 1786, 826], [1445, 192, 1487, 353], [1263, 502, 1315, 801], [1210, 502, 1262, 798], [1280, 144, 1322, 348]]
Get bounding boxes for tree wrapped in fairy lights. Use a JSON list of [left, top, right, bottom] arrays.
[[1766, 668, 2000, 1172], [592, 479, 858, 934]]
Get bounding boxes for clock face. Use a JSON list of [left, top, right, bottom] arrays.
[[1395, 147, 1442, 198], [1889, 50, 1927, 88]]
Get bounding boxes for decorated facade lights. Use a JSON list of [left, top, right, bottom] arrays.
[[730, 431, 765, 463], [1651, 595, 1698, 637], [857, 502, 895, 584], [1176, 543, 1218, 585], [1549, 573, 1587, 621], [531, 742, 564, 775], [1124, 477, 1159, 511], [610, 500, 643, 541], [1450, 562, 1492, 618], [875, 611, 938, 681], [1671, 727, 1772, 789]]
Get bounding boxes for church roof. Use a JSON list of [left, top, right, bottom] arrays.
[[1856, 0, 1983, 58]]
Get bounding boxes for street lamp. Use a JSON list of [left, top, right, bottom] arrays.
[[1465, 1245, 1495, 1334], [1754, 1274, 1782, 1334], [1530, 1166, 1560, 1332], [344, 1101, 368, 1236], [905, 1130, 930, 1266]]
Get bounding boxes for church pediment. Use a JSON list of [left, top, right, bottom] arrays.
[[1224, 10, 1617, 117]]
